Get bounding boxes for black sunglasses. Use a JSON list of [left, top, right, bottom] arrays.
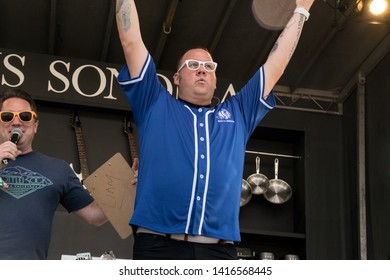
[[0, 111, 37, 123]]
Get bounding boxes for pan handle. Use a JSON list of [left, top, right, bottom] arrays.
[[274, 158, 279, 179], [256, 156, 260, 174]]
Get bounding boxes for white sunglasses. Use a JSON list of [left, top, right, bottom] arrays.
[[177, 59, 218, 72]]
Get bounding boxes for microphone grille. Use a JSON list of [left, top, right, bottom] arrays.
[[11, 128, 23, 137]]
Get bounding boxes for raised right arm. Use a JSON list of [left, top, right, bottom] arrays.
[[116, 0, 148, 78]]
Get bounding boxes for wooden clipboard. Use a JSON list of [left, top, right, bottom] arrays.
[[83, 153, 136, 239]]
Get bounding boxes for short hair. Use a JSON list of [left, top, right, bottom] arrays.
[[0, 88, 38, 114]]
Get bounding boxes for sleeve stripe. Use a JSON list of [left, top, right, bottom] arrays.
[[118, 54, 151, 86]]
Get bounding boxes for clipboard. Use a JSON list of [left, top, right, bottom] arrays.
[[83, 153, 136, 239]]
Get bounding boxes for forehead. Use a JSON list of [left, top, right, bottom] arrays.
[[1, 98, 31, 111], [182, 49, 213, 62]]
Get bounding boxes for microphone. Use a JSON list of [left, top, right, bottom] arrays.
[[2, 128, 23, 165]]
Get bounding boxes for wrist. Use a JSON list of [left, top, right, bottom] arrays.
[[294, 7, 310, 21]]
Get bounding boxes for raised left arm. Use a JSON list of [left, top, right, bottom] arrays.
[[263, 0, 314, 98]]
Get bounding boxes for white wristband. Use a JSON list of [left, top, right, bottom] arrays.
[[294, 7, 310, 21]]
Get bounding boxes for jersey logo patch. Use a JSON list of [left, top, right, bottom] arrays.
[[216, 109, 235, 123], [0, 166, 53, 199]]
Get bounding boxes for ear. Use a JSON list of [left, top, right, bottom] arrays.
[[173, 72, 180, 86], [34, 120, 39, 134]]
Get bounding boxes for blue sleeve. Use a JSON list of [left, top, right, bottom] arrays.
[[231, 66, 276, 138], [61, 162, 94, 213], [117, 54, 167, 127]]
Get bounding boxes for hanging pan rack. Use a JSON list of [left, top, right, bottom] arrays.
[[245, 150, 301, 160]]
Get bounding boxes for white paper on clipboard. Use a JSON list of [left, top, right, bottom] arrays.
[[83, 153, 136, 239]]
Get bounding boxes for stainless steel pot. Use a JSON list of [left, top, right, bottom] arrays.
[[240, 179, 252, 207], [246, 156, 269, 195], [264, 158, 292, 204]]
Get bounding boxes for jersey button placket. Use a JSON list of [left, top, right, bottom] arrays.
[[193, 108, 207, 229]]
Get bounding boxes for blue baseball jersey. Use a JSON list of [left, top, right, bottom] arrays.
[[117, 54, 275, 242]]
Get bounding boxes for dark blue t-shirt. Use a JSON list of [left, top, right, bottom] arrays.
[[0, 151, 93, 260]]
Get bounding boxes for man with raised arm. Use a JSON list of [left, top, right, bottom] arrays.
[[115, 0, 314, 259]]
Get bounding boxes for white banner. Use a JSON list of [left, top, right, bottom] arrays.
[[0, 260, 386, 280]]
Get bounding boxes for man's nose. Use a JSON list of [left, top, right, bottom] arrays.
[[12, 116, 23, 124], [196, 67, 206, 74]]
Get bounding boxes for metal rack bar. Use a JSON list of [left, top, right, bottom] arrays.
[[245, 150, 301, 159]]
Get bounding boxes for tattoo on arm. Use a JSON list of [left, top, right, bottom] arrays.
[[116, 0, 131, 32], [270, 15, 305, 60], [270, 41, 279, 54], [287, 15, 305, 60]]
